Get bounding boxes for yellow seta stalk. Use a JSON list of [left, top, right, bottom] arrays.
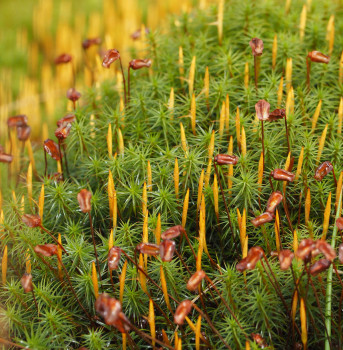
[[237, 208, 242, 234], [204, 158, 212, 187], [240, 209, 246, 251], [295, 147, 304, 182], [257, 152, 264, 193], [322, 192, 331, 240], [109, 229, 114, 251], [107, 123, 112, 158], [241, 126, 246, 158], [25, 249, 31, 274], [160, 266, 172, 313], [316, 124, 328, 163], [300, 297, 308, 350], [275, 210, 281, 252], [305, 188, 311, 227], [338, 97, 343, 135], [155, 213, 161, 245], [277, 76, 284, 108], [244, 62, 249, 88], [118, 129, 124, 155], [189, 56, 196, 96], [335, 172, 343, 211], [57, 160, 62, 174], [26, 163, 32, 208], [191, 93, 196, 135], [180, 123, 188, 154], [293, 230, 298, 253], [197, 205, 205, 271], [113, 189, 117, 229], [195, 315, 201, 350], [168, 87, 174, 119], [119, 260, 127, 304], [196, 169, 205, 212], [285, 86, 294, 116], [204, 67, 209, 110], [182, 189, 190, 228], [148, 299, 156, 348], [311, 100, 322, 132], [174, 332, 179, 349], [246, 340, 251, 350], [292, 290, 298, 329], [219, 101, 225, 138], [122, 334, 126, 350], [92, 261, 99, 299], [283, 152, 291, 194], [285, 58, 292, 93], [139, 253, 147, 293], [20, 196, 25, 214], [174, 158, 179, 199], [225, 94, 230, 132], [179, 46, 184, 86], [143, 211, 149, 268], [217, 0, 224, 45], [38, 184, 44, 222], [2, 245, 7, 285], [272, 34, 277, 70], [208, 130, 215, 159], [108, 170, 115, 218], [235, 107, 241, 150], [142, 182, 147, 218], [213, 174, 219, 223], [147, 161, 152, 191], [326, 15, 335, 55], [285, 0, 291, 14], [299, 5, 307, 41]]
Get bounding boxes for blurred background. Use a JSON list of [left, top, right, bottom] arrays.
[[0, 0, 211, 141]]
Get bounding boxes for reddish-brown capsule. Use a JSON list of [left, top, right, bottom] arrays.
[[251, 212, 274, 227], [22, 214, 41, 228], [161, 225, 185, 240], [57, 114, 76, 127], [159, 239, 176, 262], [337, 218, 343, 231], [82, 37, 101, 50], [307, 51, 330, 64], [268, 108, 286, 121], [174, 300, 193, 325], [186, 270, 206, 291], [309, 259, 331, 276], [251, 333, 268, 348], [338, 243, 343, 263], [34, 244, 58, 257], [266, 191, 283, 213], [131, 27, 150, 40], [115, 312, 131, 333], [237, 247, 264, 272], [271, 169, 295, 182], [77, 189, 92, 213], [129, 59, 152, 70], [17, 125, 31, 141], [108, 247, 121, 271], [315, 240, 336, 261], [255, 100, 270, 121], [55, 123, 72, 140], [249, 38, 264, 56], [7, 115, 28, 127], [44, 139, 61, 161], [136, 242, 160, 256], [95, 293, 121, 325], [20, 273, 33, 293], [66, 88, 81, 102], [295, 239, 315, 262], [55, 53, 72, 64], [0, 153, 13, 163], [314, 161, 333, 181], [214, 154, 239, 165], [102, 49, 120, 68], [278, 249, 294, 270]]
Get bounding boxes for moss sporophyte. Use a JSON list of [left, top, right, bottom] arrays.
[[1, 1, 343, 349]]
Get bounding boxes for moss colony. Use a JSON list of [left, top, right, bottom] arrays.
[[1, 0, 343, 349]]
